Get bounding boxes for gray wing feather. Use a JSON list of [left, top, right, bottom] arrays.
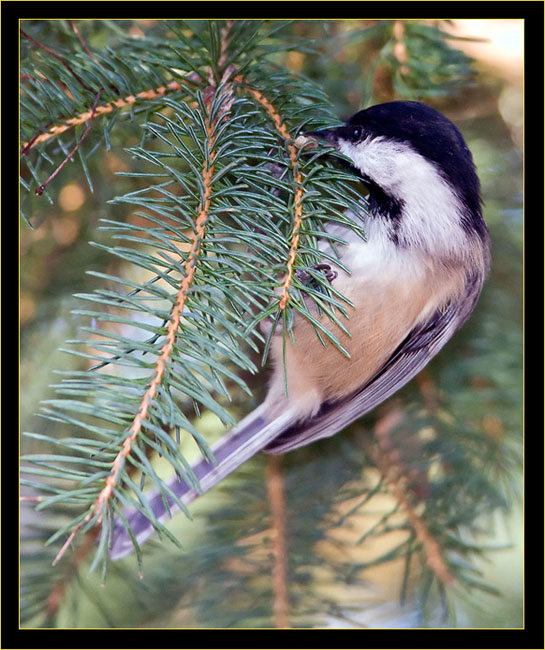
[[265, 272, 485, 454], [110, 405, 295, 559]]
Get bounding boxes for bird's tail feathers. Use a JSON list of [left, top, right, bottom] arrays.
[[109, 405, 295, 560]]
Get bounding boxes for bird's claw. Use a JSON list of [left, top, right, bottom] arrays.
[[313, 263, 338, 284], [296, 263, 338, 286]]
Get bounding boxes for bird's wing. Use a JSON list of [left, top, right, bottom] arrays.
[[264, 271, 485, 454], [111, 271, 485, 558]]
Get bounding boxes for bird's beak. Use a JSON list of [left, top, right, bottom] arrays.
[[304, 129, 337, 145]]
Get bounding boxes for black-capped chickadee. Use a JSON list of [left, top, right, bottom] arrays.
[[110, 101, 490, 559]]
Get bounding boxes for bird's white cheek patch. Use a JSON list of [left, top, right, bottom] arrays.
[[336, 136, 469, 259]]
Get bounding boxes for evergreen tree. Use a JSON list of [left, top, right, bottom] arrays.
[[20, 19, 522, 628]]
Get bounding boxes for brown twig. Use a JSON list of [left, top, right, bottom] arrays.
[[68, 20, 97, 61], [218, 20, 234, 69], [35, 88, 102, 196], [235, 75, 306, 310], [95, 110, 217, 515], [21, 123, 52, 157], [48, 528, 99, 617], [21, 80, 189, 151], [370, 407, 454, 584], [20, 28, 94, 92], [266, 454, 290, 628]]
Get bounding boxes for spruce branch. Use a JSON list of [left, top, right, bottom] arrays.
[[21, 79, 195, 152], [20, 20, 521, 628], [52, 85, 233, 565], [21, 20, 365, 573]]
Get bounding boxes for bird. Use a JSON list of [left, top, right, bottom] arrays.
[[109, 100, 490, 559]]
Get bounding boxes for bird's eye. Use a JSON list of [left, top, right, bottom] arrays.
[[352, 126, 362, 140]]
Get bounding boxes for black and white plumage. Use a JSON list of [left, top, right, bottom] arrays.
[[110, 101, 490, 559]]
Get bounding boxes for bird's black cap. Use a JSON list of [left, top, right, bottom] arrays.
[[327, 101, 486, 240]]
